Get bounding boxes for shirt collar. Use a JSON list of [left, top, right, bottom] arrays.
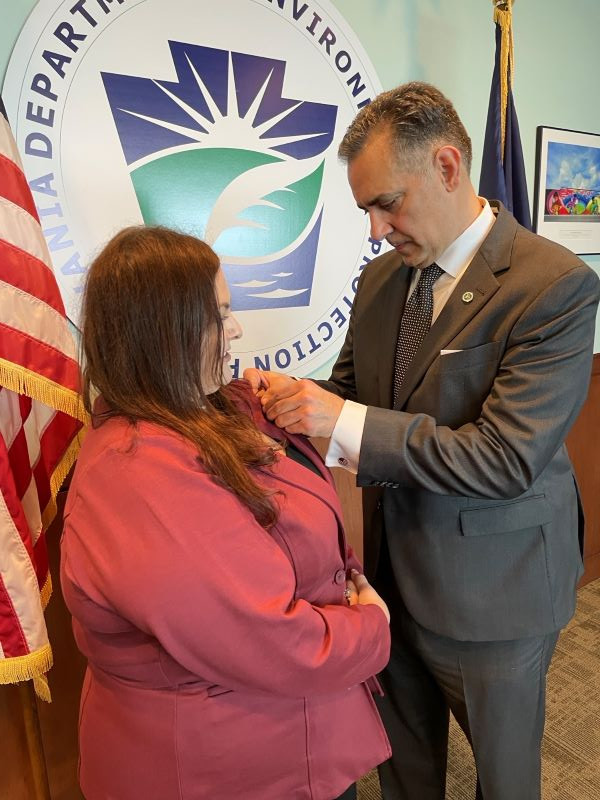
[[436, 198, 495, 279]]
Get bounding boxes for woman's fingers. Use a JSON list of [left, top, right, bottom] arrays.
[[349, 569, 390, 623], [344, 579, 358, 606], [350, 569, 370, 592]]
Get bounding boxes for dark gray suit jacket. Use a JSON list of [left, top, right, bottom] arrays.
[[321, 202, 600, 642]]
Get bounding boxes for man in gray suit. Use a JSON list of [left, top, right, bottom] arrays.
[[245, 83, 600, 799]]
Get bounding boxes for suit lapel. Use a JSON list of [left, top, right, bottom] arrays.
[[392, 203, 516, 410]]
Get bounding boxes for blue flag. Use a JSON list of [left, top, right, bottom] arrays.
[[479, 20, 531, 229]]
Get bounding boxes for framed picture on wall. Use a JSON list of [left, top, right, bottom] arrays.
[[533, 126, 600, 255]]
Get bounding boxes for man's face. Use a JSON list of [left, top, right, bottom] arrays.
[[347, 128, 453, 269]]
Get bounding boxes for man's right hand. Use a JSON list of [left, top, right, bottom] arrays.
[[243, 369, 345, 437]]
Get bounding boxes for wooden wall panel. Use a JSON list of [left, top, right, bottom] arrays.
[[568, 354, 600, 586], [0, 682, 37, 799], [311, 437, 364, 562]]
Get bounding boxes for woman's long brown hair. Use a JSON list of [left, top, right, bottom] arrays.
[[81, 225, 279, 528]]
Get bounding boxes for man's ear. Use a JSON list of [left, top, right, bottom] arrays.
[[434, 145, 462, 191]]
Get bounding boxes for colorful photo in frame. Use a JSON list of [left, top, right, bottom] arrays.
[[533, 126, 600, 255]]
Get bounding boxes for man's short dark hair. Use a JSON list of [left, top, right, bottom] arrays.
[[338, 81, 473, 173]]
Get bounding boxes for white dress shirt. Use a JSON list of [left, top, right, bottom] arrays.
[[325, 198, 495, 473]]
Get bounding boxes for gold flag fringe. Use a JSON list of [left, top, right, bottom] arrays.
[[41, 426, 87, 532], [492, 0, 515, 162], [0, 357, 88, 701], [0, 357, 87, 424], [40, 574, 53, 612], [0, 644, 53, 702]]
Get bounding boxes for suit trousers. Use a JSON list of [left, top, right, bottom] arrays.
[[374, 538, 559, 800]]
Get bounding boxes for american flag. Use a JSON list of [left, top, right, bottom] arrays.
[[0, 96, 85, 700]]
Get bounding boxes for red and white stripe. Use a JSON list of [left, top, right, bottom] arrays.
[[0, 101, 85, 694]]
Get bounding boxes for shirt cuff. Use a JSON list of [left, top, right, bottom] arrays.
[[325, 400, 367, 474]]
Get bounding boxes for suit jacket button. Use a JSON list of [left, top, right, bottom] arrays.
[[334, 569, 346, 585]]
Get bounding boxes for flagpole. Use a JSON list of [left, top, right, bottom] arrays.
[[17, 681, 52, 800]]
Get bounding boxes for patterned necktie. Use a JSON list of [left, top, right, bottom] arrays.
[[393, 263, 444, 403]]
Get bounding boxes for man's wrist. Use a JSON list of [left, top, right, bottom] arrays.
[[325, 400, 367, 473]]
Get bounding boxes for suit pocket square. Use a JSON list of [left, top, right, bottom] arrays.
[[437, 341, 502, 373]]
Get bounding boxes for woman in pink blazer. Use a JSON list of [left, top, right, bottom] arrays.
[[60, 226, 391, 800]]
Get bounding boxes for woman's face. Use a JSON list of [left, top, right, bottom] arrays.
[[202, 268, 242, 395]]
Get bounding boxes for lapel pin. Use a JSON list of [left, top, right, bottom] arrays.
[[462, 291, 474, 304]]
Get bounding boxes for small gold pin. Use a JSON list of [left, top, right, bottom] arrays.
[[462, 291, 474, 304]]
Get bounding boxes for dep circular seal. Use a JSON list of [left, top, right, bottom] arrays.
[[3, 0, 383, 378]]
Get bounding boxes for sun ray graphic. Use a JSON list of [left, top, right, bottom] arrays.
[[118, 51, 330, 159]]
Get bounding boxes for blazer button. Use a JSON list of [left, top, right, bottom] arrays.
[[334, 569, 346, 585]]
